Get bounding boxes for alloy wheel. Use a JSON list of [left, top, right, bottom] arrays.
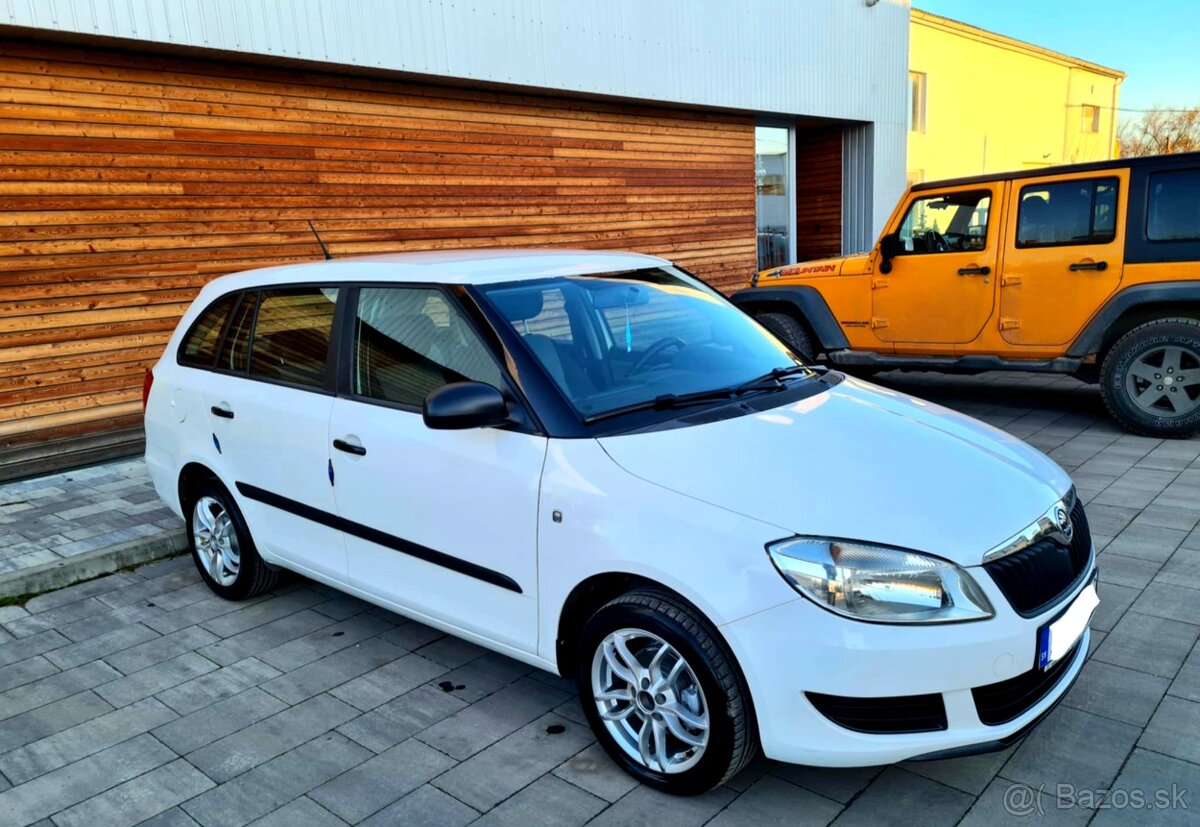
[[192, 495, 241, 587], [591, 628, 710, 774], [1124, 345, 1200, 417]]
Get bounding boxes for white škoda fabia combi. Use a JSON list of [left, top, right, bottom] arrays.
[[145, 249, 1099, 795]]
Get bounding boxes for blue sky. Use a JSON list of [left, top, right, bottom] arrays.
[[913, 1, 1199, 117]]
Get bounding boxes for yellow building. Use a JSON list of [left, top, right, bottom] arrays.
[[908, 10, 1124, 186]]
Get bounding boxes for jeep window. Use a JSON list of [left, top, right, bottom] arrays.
[[247, 287, 339, 389], [1147, 169, 1200, 242], [351, 287, 504, 408], [179, 293, 236, 368], [896, 190, 990, 254], [1017, 178, 1119, 247]]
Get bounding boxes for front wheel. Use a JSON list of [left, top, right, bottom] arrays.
[[1100, 318, 1200, 438], [575, 590, 757, 795]]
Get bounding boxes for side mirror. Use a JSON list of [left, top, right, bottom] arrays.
[[423, 382, 510, 430], [878, 232, 902, 274]]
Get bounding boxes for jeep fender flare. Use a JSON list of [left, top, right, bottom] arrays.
[[1068, 281, 1200, 358], [729, 286, 850, 351]]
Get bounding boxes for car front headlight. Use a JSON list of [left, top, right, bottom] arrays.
[[767, 538, 994, 624]]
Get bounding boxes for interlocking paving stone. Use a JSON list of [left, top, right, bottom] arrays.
[[0, 631, 68, 669], [431, 712, 593, 811], [308, 736, 456, 822], [829, 768, 973, 827], [50, 758, 214, 827], [155, 657, 282, 716], [258, 638, 404, 705], [1169, 644, 1200, 703], [1002, 705, 1141, 795], [327, 651, 447, 711], [0, 690, 112, 754], [197, 609, 337, 668], [44, 624, 161, 671], [1091, 748, 1200, 826], [1062, 659, 1170, 727], [335, 682, 467, 753], [901, 746, 1017, 796], [708, 775, 843, 827], [0, 696, 177, 784], [358, 784, 477, 827], [0, 733, 175, 826], [552, 742, 640, 803], [255, 613, 394, 673], [1092, 610, 1200, 678], [182, 732, 370, 827], [95, 651, 217, 708], [185, 692, 360, 783], [470, 774, 607, 827], [1138, 694, 1200, 765], [103, 625, 218, 674], [0, 656, 58, 693], [245, 796, 347, 827], [417, 675, 569, 759], [0, 660, 120, 721], [1130, 582, 1200, 625], [586, 782, 737, 827], [958, 777, 1092, 826], [154, 687, 288, 755]]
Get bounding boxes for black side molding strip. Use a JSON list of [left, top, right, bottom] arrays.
[[235, 482, 522, 594]]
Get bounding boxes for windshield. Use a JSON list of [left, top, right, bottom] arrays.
[[477, 266, 806, 419]]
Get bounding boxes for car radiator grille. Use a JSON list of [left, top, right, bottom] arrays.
[[983, 498, 1093, 617], [973, 639, 1082, 726]]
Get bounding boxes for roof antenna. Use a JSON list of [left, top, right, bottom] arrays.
[[307, 220, 332, 260]]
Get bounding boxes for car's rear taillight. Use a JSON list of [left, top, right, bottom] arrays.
[[142, 369, 154, 412]]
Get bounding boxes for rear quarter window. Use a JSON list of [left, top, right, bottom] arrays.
[[1147, 169, 1200, 242], [178, 293, 237, 367]]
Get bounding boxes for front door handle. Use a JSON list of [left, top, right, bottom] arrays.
[[958, 266, 991, 276], [333, 438, 366, 456], [1069, 260, 1108, 272], [210, 404, 234, 420]]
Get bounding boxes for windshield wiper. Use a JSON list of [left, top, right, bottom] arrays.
[[583, 364, 823, 424]]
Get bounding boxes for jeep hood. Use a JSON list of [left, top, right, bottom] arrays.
[[759, 253, 871, 281], [597, 377, 1072, 567]]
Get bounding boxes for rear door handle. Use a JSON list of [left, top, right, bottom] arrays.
[[210, 404, 234, 420], [1069, 260, 1108, 272], [957, 266, 991, 276], [333, 438, 366, 456]]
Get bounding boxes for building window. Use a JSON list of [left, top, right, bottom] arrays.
[[1080, 105, 1101, 133], [908, 72, 926, 134], [755, 125, 792, 270]]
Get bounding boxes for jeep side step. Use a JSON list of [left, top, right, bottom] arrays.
[[827, 350, 1083, 375]]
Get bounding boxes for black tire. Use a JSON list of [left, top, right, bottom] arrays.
[[1100, 317, 1200, 438], [574, 589, 758, 795], [183, 476, 279, 600], [756, 311, 814, 362]]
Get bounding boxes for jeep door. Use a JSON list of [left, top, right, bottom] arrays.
[[872, 184, 1002, 344], [327, 285, 546, 653], [998, 170, 1127, 346]]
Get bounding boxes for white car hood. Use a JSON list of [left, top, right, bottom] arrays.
[[597, 376, 1072, 567]]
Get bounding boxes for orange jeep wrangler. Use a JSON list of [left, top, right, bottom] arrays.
[[732, 152, 1200, 437]]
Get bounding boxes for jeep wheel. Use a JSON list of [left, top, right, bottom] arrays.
[[756, 312, 814, 362], [1100, 318, 1200, 438]]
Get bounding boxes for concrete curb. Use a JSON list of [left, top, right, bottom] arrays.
[[0, 529, 189, 599]]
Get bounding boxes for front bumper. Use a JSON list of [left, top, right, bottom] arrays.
[[721, 564, 1094, 767]]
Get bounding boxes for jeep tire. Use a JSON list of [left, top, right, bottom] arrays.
[[1100, 317, 1200, 438], [755, 311, 814, 362]]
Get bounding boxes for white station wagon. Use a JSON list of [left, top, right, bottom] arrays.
[[145, 249, 1099, 794]]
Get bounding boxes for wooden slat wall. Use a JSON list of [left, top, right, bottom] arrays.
[[0, 39, 756, 464], [794, 125, 843, 261]]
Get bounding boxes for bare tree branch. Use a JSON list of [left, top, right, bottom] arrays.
[[1119, 105, 1200, 156]]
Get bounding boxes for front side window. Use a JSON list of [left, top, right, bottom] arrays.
[[1017, 178, 1119, 248], [897, 190, 991, 254], [478, 267, 806, 420], [179, 293, 236, 367], [352, 287, 504, 407], [247, 287, 338, 389], [1147, 169, 1200, 242]]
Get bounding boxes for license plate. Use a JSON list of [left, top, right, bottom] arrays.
[[1037, 575, 1099, 671]]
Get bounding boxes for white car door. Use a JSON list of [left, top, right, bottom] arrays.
[[202, 286, 348, 583], [328, 285, 546, 652]]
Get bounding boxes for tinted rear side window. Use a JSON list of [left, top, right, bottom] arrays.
[[1016, 178, 1118, 247], [248, 287, 339, 389], [179, 293, 236, 367], [1147, 169, 1200, 242], [217, 292, 258, 373]]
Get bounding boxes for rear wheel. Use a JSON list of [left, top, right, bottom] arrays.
[[575, 589, 757, 795], [1100, 318, 1200, 438], [755, 311, 814, 362], [186, 478, 279, 600]]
